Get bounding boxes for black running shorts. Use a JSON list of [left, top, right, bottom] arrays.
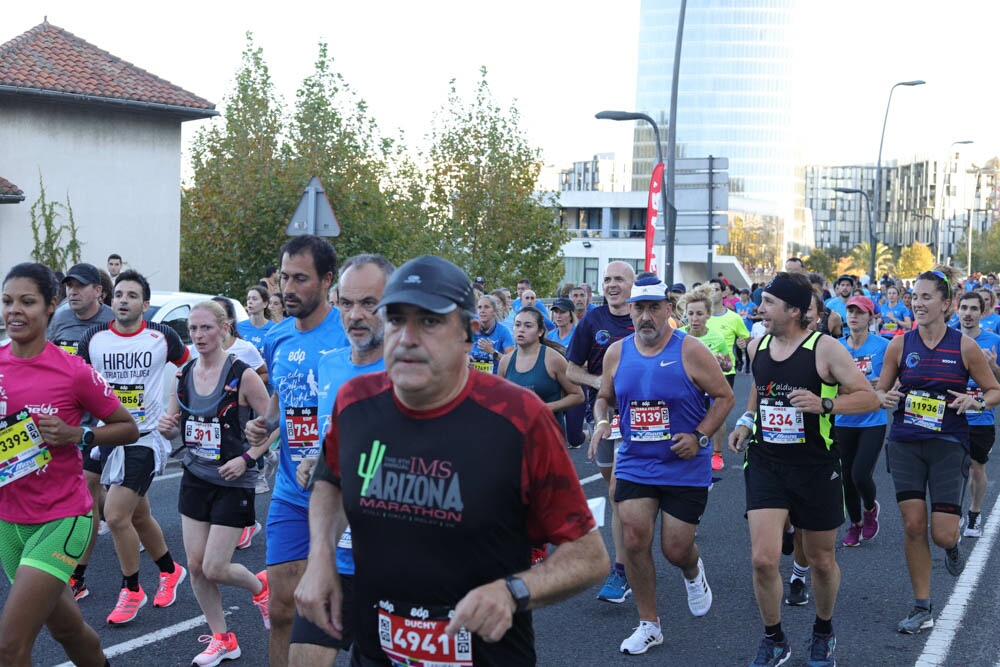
[[291, 574, 354, 650], [887, 438, 969, 515], [82, 444, 103, 475], [744, 451, 845, 531], [118, 445, 156, 497], [968, 425, 995, 465], [178, 468, 255, 528], [613, 478, 708, 525]]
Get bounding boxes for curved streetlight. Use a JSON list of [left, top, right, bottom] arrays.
[[596, 110, 675, 283], [873, 79, 925, 282], [833, 187, 875, 282]]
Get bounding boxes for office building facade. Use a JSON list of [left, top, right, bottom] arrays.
[[631, 0, 811, 256]]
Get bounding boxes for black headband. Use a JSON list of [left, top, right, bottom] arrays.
[[764, 275, 811, 314]]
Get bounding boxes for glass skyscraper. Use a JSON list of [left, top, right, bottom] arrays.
[[632, 0, 810, 257]]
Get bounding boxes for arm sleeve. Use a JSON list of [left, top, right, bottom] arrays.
[[521, 406, 596, 546], [76, 325, 98, 364], [499, 325, 515, 350], [735, 313, 750, 338], [162, 325, 191, 366], [313, 441, 337, 485], [566, 317, 593, 366]]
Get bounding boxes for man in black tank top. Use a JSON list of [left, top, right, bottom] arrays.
[[729, 272, 880, 667]]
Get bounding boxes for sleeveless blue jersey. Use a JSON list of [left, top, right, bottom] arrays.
[[837, 333, 888, 428], [890, 327, 969, 444], [614, 331, 711, 487], [965, 328, 1000, 427]]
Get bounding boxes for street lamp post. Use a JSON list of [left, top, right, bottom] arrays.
[[596, 2, 686, 284], [833, 187, 875, 282], [596, 110, 673, 283], [874, 80, 925, 283]]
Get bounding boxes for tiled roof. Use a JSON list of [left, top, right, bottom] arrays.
[[0, 176, 25, 202], [0, 21, 216, 117]]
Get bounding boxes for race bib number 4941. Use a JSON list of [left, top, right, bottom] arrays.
[[378, 600, 472, 667]]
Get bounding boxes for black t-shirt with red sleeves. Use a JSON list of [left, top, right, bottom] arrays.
[[324, 370, 595, 666]]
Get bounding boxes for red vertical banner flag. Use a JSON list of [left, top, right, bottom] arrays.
[[645, 162, 664, 274]]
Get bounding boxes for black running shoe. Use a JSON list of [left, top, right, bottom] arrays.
[[785, 579, 809, 606], [782, 530, 795, 556]]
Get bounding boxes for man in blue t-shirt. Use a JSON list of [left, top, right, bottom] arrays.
[[567, 261, 636, 604], [957, 292, 1000, 539], [511, 278, 550, 318], [291, 253, 393, 665], [824, 275, 854, 320], [246, 235, 348, 667]]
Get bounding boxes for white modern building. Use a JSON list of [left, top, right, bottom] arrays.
[[556, 190, 750, 289], [0, 21, 216, 288]]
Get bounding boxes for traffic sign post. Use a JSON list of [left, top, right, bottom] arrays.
[[286, 176, 340, 237], [662, 156, 728, 277]]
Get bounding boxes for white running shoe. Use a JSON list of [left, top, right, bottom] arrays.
[[98, 520, 110, 536], [685, 558, 713, 617], [620, 619, 663, 655]]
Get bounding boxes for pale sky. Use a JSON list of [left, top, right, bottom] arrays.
[[7, 0, 1000, 177]]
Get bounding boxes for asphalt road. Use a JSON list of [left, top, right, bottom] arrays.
[[14, 372, 1000, 666]]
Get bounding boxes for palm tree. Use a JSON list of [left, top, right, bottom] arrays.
[[846, 242, 895, 281]]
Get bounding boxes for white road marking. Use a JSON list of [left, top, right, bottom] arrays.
[[914, 491, 1000, 666], [153, 470, 183, 482], [580, 473, 603, 486], [52, 610, 232, 667]]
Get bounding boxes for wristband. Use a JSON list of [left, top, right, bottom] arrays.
[[736, 414, 755, 430], [241, 452, 257, 465], [596, 419, 610, 427]]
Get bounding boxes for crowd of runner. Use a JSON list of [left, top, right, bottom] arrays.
[[1, 243, 998, 667]]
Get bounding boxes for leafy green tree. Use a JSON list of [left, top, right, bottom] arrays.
[[803, 248, 835, 281], [181, 33, 297, 295], [425, 68, 565, 295], [962, 224, 1000, 275], [29, 173, 82, 271], [287, 43, 434, 266], [845, 242, 894, 279], [897, 241, 935, 278]]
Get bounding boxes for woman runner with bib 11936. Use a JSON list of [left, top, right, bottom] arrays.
[[157, 300, 273, 666], [0, 262, 139, 667], [876, 266, 1000, 634]]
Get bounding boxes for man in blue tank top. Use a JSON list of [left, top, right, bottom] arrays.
[[729, 272, 880, 667], [591, 278, 734, 656]]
